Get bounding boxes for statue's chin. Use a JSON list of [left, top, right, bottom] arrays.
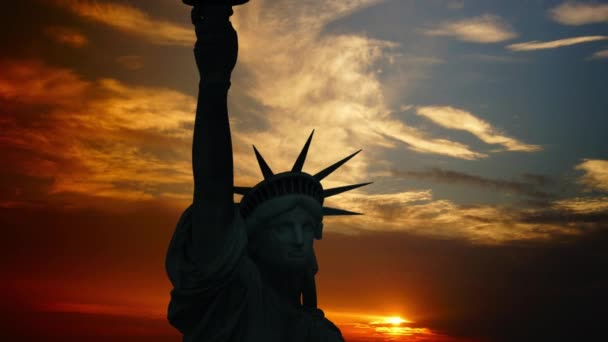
[[257, 256, 308, 272]]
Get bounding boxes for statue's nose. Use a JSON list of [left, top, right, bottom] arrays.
[[293, 225, 304, 246]]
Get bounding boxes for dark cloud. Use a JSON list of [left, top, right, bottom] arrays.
[[392, 167, 555, 199], [520, 209, 608, 225]]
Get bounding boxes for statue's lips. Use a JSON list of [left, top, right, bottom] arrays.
[[288, 251, 305, 258]]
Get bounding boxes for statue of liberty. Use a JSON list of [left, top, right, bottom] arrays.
[[165, 1, 370, 340]]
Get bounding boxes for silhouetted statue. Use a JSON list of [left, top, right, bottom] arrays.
[[166, 1, 370, 341]]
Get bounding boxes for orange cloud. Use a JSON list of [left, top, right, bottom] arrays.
[[55, 0, 193, 46], [0, 59, 195, 210], [0, 59, 90, 106], [116, 55, 145, 70], [44, 26, 88, 47]]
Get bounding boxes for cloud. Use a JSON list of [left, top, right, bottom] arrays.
[[415, 106, 541, 152], [575, 159, 608, 191], [55, 0, 193, 46], [44, 26, 88, 47], [321, 185, 608, 244], [391, 168, 554, 199], [0, 59, 196, 210], [0, 0, 489, 214], [549, 2, 608, 26], [554, 196, 608, 214], [116, 55, 145, 70], [507, 35, 608, 51], [324, 189, 594, 243], [424, 14, 517, 43], [0, 59, 91, 106], [589, 48, 608, 59], [519, 196, 608, 225], [226, 0, 487, 184]]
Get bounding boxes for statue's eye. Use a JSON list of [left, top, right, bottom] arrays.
[[274, 223, 291, 231]]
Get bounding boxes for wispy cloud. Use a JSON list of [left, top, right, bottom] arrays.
[[424, 14, 517, 43], [576, 159, 608, 192], [44, 26, 88, 47], [507, 36, 608, 51], [391, 168, 554, 199], [415, 106, 541, 152], [549, 2, 608, 26], [55, 0, 193, 46], [589, 48, 608, 60]]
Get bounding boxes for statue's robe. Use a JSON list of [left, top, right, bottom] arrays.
[[166, 204, 345, 342]]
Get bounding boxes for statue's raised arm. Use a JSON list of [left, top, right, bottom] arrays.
[[191, 3, 238, 235], [166, 1, 249, 294]]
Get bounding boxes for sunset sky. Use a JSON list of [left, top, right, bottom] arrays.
[[1, 0, 607, 341]]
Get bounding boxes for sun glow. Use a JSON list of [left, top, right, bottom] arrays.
[[327, 311, 435, 340]]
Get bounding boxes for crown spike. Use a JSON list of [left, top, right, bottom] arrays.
[[292, 130, 315, 172], [253, 145, 274, 179], [313, 149, 362, 181], [323, 182, 373, 198], [322, 206, 363, 216]]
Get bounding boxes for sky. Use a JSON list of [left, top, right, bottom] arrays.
[[1, 0, 607, 341]]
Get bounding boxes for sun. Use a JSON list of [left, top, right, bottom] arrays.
[[386, 316, 408, 325], [368, 315, 410, 326]]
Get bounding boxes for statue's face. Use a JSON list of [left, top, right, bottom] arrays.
[[252, 206, 317, 271]]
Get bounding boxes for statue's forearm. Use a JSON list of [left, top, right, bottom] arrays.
[[191, 7, 238, 228], [192, 82, 233, 214]]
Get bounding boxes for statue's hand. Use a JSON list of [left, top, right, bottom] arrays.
[[193, 10, 238, 83], [183, 1, 250, 7]]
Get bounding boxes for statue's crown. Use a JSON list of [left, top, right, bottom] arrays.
[[235, 130, 371, 219]]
